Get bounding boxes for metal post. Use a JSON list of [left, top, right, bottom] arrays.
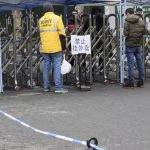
[[103, 14, 107, 83], [122, 0, 126, 83], [13, 11, 19, 90], [143, 15, 146, 78], [89, 14, 93, 85], [0, 37, 3, 93], [75, 14, 80, 87], [115, 14, 120, 82], [29, 9, 33, 88], [119, 0, 125, 84]]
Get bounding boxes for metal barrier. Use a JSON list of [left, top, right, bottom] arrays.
[[1, 10, 150, 91], [1, 11, 120, 90], [144, 14, 150, 78], [1, 10, 42, 90], [0, 37, 3, 92], [93, 14, 120, 83]]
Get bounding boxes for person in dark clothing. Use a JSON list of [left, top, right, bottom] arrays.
[[123, 8, 149, 88], [135, 7, 149, 28], [136, 7, 143, 15], [68, 15, 76, 31], [135, 7, 143, 19], [67, 10, 78, 32], [83, 7, 103, 33]]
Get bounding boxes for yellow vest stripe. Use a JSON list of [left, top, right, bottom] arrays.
[[57, 28, 65, 31], [40, 29, 57, 32]]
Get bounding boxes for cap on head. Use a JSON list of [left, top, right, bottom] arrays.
[[136, 7, 143, 12], [125, 8, 134, 15], [43, 2, 54, 12]]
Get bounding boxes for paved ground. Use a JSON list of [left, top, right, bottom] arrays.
[[0, 81, 150, 150]]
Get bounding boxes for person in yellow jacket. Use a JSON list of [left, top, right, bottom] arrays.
[[39, 3, 68, 93]]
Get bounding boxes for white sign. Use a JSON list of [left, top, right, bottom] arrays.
[[71, 35, 91, 54]]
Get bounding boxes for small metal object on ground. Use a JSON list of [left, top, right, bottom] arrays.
[[80, 85, 91, 91]]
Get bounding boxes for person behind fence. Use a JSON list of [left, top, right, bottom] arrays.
[[135, 7, 143, 18], [135, 7, 150, 29], [83, 7, 103, 33], [39, 3, 68, 93], [123, 8, 149, 88]]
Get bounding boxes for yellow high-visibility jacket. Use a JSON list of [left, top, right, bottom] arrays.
[[39, 12, 66, 53]]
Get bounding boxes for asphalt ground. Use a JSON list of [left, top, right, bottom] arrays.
[[0, 81, 150, 150]]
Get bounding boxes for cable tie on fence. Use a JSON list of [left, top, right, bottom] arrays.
[[0, 110, 104, 150]]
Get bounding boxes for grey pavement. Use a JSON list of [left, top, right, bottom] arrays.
[[0, 81, 150, 150]]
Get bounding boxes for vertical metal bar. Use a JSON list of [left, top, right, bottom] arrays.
[[63, 5, 68, 86], [92, 14, 96, 81], [29, 9, 33, 88], [119, 0, 125, 84], [119, 1, 123, 84], [5, 15, 8, 36], [26, 9, 30, 86], [103, 14, 107, 83], [116, 15, 120, 82], [89, 14, 93, 85], [5, 15, 9, 87], [26, 10, 29, 33], [75, 14, 79, 87], [122, 0, 126, 83], [13, 11, 19, 90], [143, 28, 146, 79], [143, 15, 147, 79], [0, 37, 3, 93]]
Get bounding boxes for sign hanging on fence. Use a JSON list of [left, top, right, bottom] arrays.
[[71, 35, 91, 54]]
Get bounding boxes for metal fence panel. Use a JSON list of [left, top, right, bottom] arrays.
[[0, 37, 3, 93]]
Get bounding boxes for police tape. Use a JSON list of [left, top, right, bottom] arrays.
[[0, 110, 104, 150]]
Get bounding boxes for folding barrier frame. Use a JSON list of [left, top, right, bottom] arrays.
[[0, 0, 150, 92], [0, 37, 3, 93]]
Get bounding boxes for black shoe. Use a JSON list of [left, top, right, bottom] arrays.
[[123, 82, 134, 88], [136, 80, 144, 87]]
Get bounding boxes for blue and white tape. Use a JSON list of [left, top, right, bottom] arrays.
[[0, 110, 104, 150]]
